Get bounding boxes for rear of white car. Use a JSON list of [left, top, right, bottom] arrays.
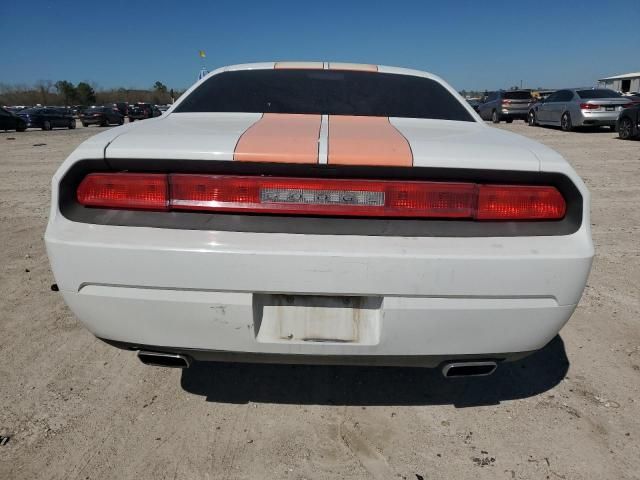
[[45, 63, 594, 376]]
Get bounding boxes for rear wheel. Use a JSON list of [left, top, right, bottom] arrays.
[[505, 118, 513, 124], [101, 118, 109, 127], [82, 122, 88, 127], [16, 123, 26, 132], [68, 120, 76, 129], [561, 112, 572, 132], [42, 120, 52, 131], [618, 117, 633, 140], [491, 110, 500, 123], [118, 117, 124, 125], [528, 110, 537, 126]]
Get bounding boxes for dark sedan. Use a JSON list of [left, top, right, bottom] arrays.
[[128, 103, 161, 121], [80, 107, 124, 127], [617, 103, 640, 140], [0, 107, 27, 132], [18, 107, 76, 130]]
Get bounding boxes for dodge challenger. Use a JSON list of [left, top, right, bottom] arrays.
[[45, 62, 594, 377]]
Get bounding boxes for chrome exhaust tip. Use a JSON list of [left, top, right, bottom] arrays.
[[441, 361, 497, 378], [137, 350, 192, 368]]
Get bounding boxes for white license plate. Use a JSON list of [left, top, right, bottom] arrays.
[[255, 295, 381, 345], [605, 106, 615, 111]]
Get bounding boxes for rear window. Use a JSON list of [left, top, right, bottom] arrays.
[[175, 70, 474, 122], [576, 89, 621, 99], [503, 91, 532, 100]]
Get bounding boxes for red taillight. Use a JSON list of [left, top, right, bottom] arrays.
[[476, 185, 566, 220], [580, 103, 599, 110], [76, 173, 566, 220], [77, 173, 169, 210]]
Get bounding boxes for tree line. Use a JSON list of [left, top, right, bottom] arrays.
[[0, 80, 184, 107]]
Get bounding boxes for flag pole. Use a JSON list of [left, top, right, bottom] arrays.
[[198, 50, 208, 81]]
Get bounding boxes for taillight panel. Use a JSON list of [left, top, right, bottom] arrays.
[[76, 173, 566, 221]]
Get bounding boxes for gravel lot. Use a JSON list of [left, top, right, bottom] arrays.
[[0, 121, 638, 480]]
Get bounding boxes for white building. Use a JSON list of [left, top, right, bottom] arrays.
[[598, 72, 640, 93]]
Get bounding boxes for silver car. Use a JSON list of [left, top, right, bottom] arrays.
[[478, 90, 533, 123], [528, 88, 630, 131]]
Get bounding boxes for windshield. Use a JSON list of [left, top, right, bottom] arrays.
[[175, 70, 474, 121], [576, 89, 621, 99]]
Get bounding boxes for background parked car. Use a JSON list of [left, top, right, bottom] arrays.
[[0, 107, 27, 132], [465, 98, 481, 112], [478, 90, 533, 123], [617, 103, 640, 140], [5, 105, 30, 114], [80, 107, 124, 127], [70, 105, 86, 117], [128, 103, 161, 121], [623, 93, 640, 104], [113, 102, 129, 116], [528, 88, 630, 131], [18, 107, 75, 130]]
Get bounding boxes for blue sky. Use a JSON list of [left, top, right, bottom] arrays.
[[2, 0, 638, 92]]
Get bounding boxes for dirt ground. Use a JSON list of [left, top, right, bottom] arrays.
[[0, 120, 638, 480]]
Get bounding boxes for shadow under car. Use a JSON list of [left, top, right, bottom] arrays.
[[180, 335, 568, 408]]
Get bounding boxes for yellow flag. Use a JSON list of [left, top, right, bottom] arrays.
[[199, 50, 206, 59]]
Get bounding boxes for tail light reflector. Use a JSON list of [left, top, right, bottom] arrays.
[[76, 173, 566, 221], [580, 103, 599, 110]]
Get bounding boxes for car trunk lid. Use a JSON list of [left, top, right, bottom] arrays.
[[105, 113, 540, 171]]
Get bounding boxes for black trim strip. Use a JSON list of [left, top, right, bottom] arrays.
[[59, 159, 583, 237], [99, 337, 527, 367]]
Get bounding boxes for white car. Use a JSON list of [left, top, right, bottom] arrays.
[[45, 62, 594, 377]]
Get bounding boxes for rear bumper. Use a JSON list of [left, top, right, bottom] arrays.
[[63, 284, 577, 361], [46, 216, 593, 362], [576, 111, 619, 127], [500, 110, 529, 119]]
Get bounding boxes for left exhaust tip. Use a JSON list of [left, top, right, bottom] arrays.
[[137, 350, 192, 368]]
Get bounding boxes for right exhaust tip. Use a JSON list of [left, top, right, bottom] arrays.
[[441, 361, 497, 378], [137, 350, 192, 369]]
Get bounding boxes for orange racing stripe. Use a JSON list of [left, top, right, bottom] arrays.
[[233, 113, 322, 163], [327, 116, 413, 166]]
